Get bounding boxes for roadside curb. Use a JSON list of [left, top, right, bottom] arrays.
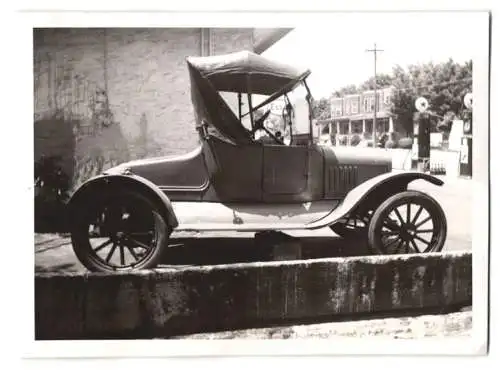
[[35, 251, 472, 340]]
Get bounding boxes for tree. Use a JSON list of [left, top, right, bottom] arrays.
[[331, 84, 359, 97], [359, 73, 393, 91], [312, 97, 331, 120], [389, 65, 415, 135], [389, 59, 472, 135], [324, 59, 472, 136]]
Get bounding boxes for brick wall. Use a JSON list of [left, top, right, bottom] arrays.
[[35, 28, 115, 187], [105, 28, 203, 156], [209, 28, 254, 115], [328, 86, 395, 120], [34, 28, 255, 189], [210, 28, 254, 55]]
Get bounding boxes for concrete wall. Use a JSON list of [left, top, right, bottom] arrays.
[[34, 28, 255, 189], [35, 252, 472, 340]]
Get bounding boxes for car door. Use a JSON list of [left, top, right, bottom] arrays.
[[202, 135, 264, 202], [262, 143, 309, 201]]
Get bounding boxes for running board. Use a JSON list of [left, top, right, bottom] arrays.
[[171, 201, 340, 232]]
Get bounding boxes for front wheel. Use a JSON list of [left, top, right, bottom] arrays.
[[70, 189, 170, 272], [367, 190, 447, 255]]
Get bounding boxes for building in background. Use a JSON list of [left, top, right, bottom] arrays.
[[319, 86, 395, 146], [34, 28, 291, 189]]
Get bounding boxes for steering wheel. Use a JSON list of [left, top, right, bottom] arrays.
[[251, 109, 283, 145], [253, 109, 271, 131]]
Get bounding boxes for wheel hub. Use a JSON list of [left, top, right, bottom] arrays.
[[400, 223, 416, 241]]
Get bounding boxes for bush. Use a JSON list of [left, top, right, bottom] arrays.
[[398, 137, 413, 149], [350, 134, 361, 146], [385, 140, 396, 149], [390, 131, 400, 143], [34, 155, 70, 233]]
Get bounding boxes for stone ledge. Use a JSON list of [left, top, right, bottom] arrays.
[[35, 251, 472, 340]]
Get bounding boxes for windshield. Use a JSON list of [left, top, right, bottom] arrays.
[[287, 82, 311, 137], [218, 81, 312, 145], [219, 92, 286, 133]]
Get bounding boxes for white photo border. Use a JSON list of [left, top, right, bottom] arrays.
[[6, 5, 490, 360]]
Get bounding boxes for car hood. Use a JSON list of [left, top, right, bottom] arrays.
[[322, 145, 393, 167]]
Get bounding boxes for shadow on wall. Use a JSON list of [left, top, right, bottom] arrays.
[[34, 118, 76, 233], [34, 118, 76, 182], [34, 154, 71, 233], [34, 118, 130, 233], [34, 89, 131, 233], [34, 111, 171, 233], [72, 88, 130, 188], [33, 47, 134, 232]]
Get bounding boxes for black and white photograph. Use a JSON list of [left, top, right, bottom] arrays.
[[7, 3, 493, 362]]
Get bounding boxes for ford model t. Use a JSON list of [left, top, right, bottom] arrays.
[[68, 51, 447, 272]]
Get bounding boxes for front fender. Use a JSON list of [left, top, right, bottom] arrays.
[[306, 171, 443, 229], [67, 173, 179, 229]]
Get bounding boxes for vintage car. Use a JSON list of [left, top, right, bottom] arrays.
[[68, 51, 447, 272]]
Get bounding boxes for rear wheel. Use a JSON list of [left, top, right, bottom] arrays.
[[367, 190, 447, 255], [70, 189, 170, 272]]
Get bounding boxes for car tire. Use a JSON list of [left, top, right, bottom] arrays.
[[367, 190, 447, 255], [71, 189, 170, 272]]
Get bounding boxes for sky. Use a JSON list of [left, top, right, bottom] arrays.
[[262, 12, 487, 99]]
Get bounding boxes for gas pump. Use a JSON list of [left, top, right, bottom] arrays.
[[459, 93, 473, 177], [412, 97, 432, 172]]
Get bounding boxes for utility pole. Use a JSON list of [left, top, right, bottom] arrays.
[[365, 43, 384, 146], [103, 28, 108, 94]]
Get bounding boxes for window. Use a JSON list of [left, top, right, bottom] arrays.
[[288, 83, 310, 136], [345, 101, 351, 115], [331, 100, 342, 117], [384, 92, 391, 105], [364, 96, 375, 113], [351, 99, 359, 114], [376, 93, 384, 111]]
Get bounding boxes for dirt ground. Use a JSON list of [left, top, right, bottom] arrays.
[[173, 310, 473, 339]]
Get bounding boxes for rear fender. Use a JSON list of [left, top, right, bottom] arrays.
[[306, 171, 443, 229], [67, 174, 179, 229]]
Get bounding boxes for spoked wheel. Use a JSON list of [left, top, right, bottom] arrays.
[[367, 190, 447, 255], [71, 190, 170, 272], [330, 210, 373, 239]]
